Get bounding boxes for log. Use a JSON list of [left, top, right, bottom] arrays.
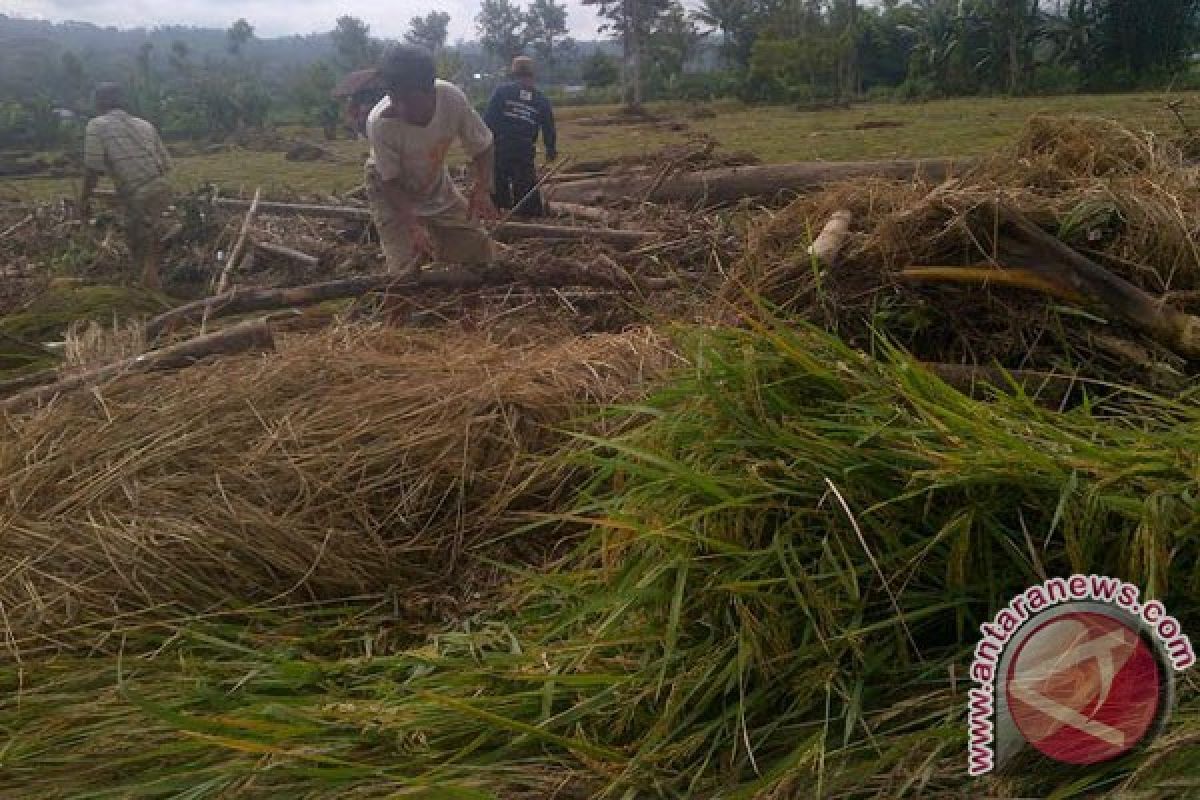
[[548, 158, 970, 207], [146, 262, 687, 339], [215, 187, 260, 295], [807, 209, 853, 269], [213, 197, 371, 221], [0, 367, 60, 398], [148, 275, 420, 339], [991, 203, 1200, 361], [2, 318, 275, 413], [254, 240, 320, 268], [206, 197, 653, 246], [492, 221, 655, 247], [546, 171, 611, 183], [547, 202, 616, 225]]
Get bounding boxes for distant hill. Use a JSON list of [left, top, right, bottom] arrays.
[[0, 15, 625, 106]]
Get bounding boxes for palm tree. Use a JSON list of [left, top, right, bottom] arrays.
[[690, 0, 753, 67], [1043, 0, 1094, 69], [900, 0, 965, 88]]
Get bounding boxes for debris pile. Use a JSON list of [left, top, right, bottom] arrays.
[[738, 115, 1200, 392]]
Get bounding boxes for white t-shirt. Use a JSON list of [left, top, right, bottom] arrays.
[[366, 80, 494, 216]]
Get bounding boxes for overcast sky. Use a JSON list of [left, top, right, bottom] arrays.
[[2, 0, 608, 42]]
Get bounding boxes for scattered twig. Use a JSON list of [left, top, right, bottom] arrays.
[[214, 187, 261, 295], [0, 213, 34, 239]]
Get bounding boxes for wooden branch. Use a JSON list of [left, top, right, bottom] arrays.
[[254, 240, 320, 268], [547, 202, 617, 225], [899, 266, 1085, 303], [2, 318, 275, 413], [0, 367, 60, 398], [205, 197, 653, 246], [146, 262, 689, 339], [989, 202, 1200, 360], [1, 213, 34, 239], [213, 197, 370, 220], [148, 275, 420, 339], [546, 171, 611, 183], [491, 221, 655, 247], [215, 187, 260, 295], [549, 158, 971, 207], [807, 209, 853, 269]]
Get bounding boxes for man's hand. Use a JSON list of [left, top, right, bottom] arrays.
[[468, 185, 498, 221]]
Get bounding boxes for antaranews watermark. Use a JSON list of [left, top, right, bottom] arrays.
[[967, 574, 1195, 776]]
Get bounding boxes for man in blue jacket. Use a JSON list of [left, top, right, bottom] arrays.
[[483, 56, 558, 217]]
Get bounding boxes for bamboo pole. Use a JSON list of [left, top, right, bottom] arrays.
[[215, 187, 261, 295]]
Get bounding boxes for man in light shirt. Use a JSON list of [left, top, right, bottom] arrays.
[[365, 45, 498, 276], [79, 82, 174, 291]]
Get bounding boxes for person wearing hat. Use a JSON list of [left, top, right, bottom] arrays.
[[79, 82, 175, 290], [483, 56, 558, 217], [364, 44, 498, 275]]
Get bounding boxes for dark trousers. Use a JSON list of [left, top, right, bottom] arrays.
[[493, 152, 543, 217]]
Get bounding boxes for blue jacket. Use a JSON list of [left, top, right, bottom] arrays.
[[483, 82, 557, 161]]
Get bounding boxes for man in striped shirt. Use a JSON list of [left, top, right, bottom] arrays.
[[80, 83, 174, 291]]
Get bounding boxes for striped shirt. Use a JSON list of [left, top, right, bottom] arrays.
[[84, 110, 172, 197]]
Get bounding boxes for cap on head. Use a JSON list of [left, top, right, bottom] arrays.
[[94, 82, 127, 112], [378, 44, 436, 93], [511, 56, 535, 79]]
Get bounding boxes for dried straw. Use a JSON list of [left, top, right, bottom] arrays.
[[0, 323, 677, 655], [735, 114, 1200, 379]]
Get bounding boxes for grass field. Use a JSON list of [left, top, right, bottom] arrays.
[[3, 90, 1200, 203]]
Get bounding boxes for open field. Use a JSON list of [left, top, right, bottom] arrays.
[[2, 101, 1200, 798], [4, 91, 1200, 202]]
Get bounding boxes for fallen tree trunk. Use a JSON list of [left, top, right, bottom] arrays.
[[546, 171, 611, 183], [548, 158, 970, 207], [492, 221, 654, 247], [2, 318, 275, 413], [148, 275, 426, 338], [205, 197, 652, 246], [212, 197, 372, 221], [991, 203, 1200, 361], [146, 262, 687, 339], [547, 202, 616, 225]]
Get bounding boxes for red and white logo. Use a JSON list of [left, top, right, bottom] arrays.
[[967, 576, 1192, 777], [1005, 611, 1163, 765]]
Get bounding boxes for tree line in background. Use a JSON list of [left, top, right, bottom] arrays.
[[671, 0, 1200, 105], [1, 0, 1199, 149]]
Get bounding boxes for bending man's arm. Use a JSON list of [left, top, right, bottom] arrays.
[[467, 143, 497, 221], [457, 93, 498, 221]]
